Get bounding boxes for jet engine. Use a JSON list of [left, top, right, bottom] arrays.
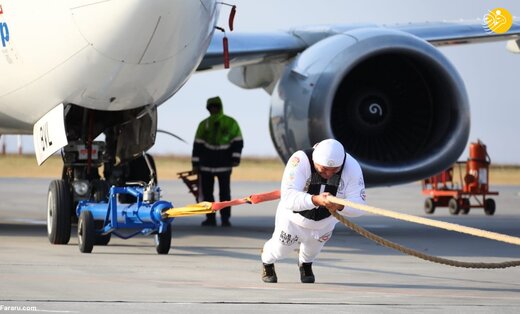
[[270, 28, 470, 187]]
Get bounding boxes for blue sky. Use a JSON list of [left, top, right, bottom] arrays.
[[3, 0, 520, 164]]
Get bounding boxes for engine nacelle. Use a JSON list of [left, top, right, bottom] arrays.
[[270, 28, 470, 187]]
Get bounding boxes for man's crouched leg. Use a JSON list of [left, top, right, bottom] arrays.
[[299, 262, 315, 283], [262, 263, 277, 283]]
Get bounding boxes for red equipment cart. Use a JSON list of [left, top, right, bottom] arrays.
[[421, 140, 498, 215]]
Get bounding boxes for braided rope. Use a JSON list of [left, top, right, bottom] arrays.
[[328, 196, 520, 246], [330, 211, 520, 268]]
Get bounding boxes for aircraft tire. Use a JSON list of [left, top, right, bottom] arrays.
[[47, 179, 72, 245], [78, 210, 95, 253], [155, 223, 172, 255]]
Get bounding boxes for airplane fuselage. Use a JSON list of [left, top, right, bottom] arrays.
[[0, 0, 218, 134]]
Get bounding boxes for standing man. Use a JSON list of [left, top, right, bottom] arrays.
[[261, 139, 366, 283], [192, 96, 244, 227]]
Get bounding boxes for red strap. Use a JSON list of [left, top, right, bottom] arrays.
[[210, 190, 281, 211], [211, 198, 248, 211], [249, 190, 281, 204]]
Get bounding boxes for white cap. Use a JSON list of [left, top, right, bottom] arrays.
[[312, 139, 345, 167]]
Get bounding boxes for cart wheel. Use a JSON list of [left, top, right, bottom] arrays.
[[155, 223, 172, 255], [424, 198, 435, 214], [78, 210, 95, 253], [461, 198, 470, 215], [448, 198, 460, 215], [484, 198, 496, 216], [92, 180, 111, 245], [94, 220, 111, 246]]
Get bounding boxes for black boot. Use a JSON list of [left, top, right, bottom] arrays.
[[262, 263, 277, 283], [201, 217, 217, 226], [221, 218, 232, 227], [299, 262, 315, 283]]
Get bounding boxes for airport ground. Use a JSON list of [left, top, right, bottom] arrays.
[[1, 154, 520, 183], [0, 172, 520, 313]]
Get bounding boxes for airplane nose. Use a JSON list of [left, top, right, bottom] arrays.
[[70, 0, 210, 64]]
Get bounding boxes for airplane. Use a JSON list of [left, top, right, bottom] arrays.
[[0, 1, 519, 246]]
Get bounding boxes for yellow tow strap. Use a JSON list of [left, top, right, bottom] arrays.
[[163, 202, 213, 217]]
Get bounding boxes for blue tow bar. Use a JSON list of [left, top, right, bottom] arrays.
[[76, 184, 174, 254]]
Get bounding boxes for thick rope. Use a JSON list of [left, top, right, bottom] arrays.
[[328, 196, 520, 246], [330, 211, 520, 269]]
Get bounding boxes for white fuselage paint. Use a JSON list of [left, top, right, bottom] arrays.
[[0, 0, 219, 133]]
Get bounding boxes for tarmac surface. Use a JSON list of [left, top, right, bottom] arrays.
[[1, 178, 520, 313]]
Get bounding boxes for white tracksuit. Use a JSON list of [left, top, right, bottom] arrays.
[[261, 150, 366, 264]]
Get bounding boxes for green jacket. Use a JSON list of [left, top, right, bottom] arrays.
[[192, 105, 243, 173]]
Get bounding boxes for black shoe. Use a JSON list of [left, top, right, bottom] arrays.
[[201, 219, 217, 227], [299, 262, 315, 283], [221, 219, 232, 227], [262, 263, 277, 283]]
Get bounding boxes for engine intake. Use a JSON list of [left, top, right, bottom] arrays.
[[270, 28, 469, 187]]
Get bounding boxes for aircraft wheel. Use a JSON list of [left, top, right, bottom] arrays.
[[47, 180, 72, 244], [461, 198, 470, 215], [78, 210, 95, 253], [424, 198, 435, 214], [484, 198, 496, 216], [155, 223, 172, 255], [448, 198, 460, 215]]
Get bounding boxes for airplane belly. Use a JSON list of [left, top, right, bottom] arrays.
[[71, 0, 216, 65], [66, 0, 218, 110], [0, 0, 218, 131]]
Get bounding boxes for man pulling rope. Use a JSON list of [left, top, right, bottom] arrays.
[[165, 139, 520, 277]]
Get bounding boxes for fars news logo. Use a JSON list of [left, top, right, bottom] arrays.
[[482, 8, 513, 34]]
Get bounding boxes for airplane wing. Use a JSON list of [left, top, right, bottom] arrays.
[[199, 21, 520, 71], [199, 21, 520, 186], [197, 32, 307, 70], [395, 21, 520, 46]]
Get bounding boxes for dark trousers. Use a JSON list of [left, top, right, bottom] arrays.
[[199, 170, 231, 221]]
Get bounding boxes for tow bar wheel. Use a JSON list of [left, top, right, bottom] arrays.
[[155, 223, 172, 255], [47, 180, 72, 244], [78, 210, 95, 253], [92, 179, 111, 246]]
